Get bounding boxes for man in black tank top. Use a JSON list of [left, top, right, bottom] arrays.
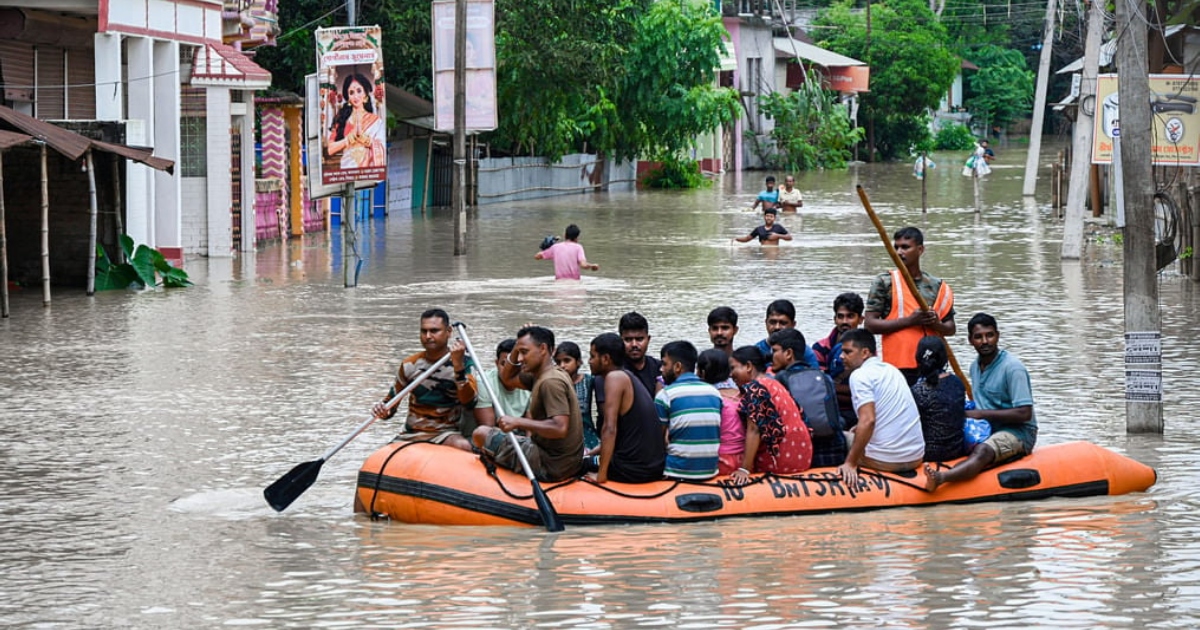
[[585, 333, 666, 483]]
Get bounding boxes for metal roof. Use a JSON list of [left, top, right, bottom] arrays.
[[773, 38, 865, 67], [0, 104, 174, 172], [0, 128, 31, 150], [1058, 24, 1187, 74]]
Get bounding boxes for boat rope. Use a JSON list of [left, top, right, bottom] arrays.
[[366, 440, 423, 520]]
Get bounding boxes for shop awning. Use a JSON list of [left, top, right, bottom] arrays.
[[773, 38, 865, 68]]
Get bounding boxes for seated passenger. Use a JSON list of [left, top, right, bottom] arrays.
[[753, 299, 820, 370], [706, 306, 739, 357], [655, 341, 722, 480], [838, 329, 926, 487], [583, 333, 665, 483], [728, 346, 813, 485], [470, 338, 531, 435], [910, 336, 968, 463], [472, 326, 584, 482], [769, 328, 847, 468], [697, 349, 744, 476], [925, 313, 1037, 491], [554, 341, 599, 452], [811, 292, 865, 428]]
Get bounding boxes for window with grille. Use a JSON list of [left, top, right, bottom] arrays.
[[180, 87, 207, 177]]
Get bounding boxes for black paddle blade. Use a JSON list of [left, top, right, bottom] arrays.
[[263, 459, 325, 512], [530, 480, 565, 532]]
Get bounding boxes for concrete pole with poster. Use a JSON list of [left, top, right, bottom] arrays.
[[344, 0, 358, 287], [432, 0, 498, 256], [1114, 0, 1163, 433], [453, 0, 467, 256], [312, 14, 387, 288]]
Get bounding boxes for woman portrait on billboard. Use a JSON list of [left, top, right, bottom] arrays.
[[326, 72, 385, 169]]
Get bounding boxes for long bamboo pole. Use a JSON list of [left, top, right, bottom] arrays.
[[856, 185, 973, 400], [111, 154, 124, 263], [86, 149, 98, 296], [40, 143, 50, 307], [0, 150, 8, 318]]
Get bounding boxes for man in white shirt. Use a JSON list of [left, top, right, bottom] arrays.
[[777, 175, 804, 213], [837, 328, 925, 487]]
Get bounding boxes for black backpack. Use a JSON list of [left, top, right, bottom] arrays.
[[776, 365, 842, 438]]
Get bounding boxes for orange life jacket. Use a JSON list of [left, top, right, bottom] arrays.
[[882, 269, 953, 370]]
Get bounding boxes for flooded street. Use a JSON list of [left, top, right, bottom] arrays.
[[4, 146, 1200, 628]]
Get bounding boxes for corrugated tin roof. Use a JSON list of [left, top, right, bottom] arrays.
[[773, 38, 865, 67], [0, 128, 31, 150], [0, 104, 173, 172], [1058, 24, 1187, 74]]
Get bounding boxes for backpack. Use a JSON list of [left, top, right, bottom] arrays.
[[776, 366, 842, 438]]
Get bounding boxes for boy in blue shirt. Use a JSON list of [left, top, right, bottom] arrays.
[[751, 175, 779, 212]]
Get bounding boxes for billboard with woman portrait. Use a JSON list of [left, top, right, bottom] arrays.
[[316, 26, 387, 184]]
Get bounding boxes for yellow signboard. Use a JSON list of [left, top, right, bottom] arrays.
[[1092, 73, 1200, 166]]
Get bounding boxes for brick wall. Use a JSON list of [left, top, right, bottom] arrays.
[[181, 178, 209, 254]]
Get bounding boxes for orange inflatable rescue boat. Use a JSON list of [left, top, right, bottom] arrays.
[[355, 441, 1155, 526]]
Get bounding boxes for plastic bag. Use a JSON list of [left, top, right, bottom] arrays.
[[963, 400, 992, 446]]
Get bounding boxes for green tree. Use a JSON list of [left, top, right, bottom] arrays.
[[608, 0, 741, 161], [758, 69, 864, 170], [814, 0, 960, 159], [965, 44, 1034, 130]]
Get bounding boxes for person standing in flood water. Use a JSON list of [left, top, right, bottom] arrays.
[[864, 226, 956, 386], [535, 224, 600, 280], [373, 308, 477, 451], [734, 207, 791, 246]]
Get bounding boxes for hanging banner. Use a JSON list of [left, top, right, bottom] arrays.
[[316, 26, 387, 185], [432, 0, 498, 132], [1092, 73, 1200, 166]]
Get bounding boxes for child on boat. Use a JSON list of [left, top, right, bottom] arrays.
[[554, 341, 599, 452]]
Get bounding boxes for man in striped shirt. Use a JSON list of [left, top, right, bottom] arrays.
[[655, 341, 722, 480]]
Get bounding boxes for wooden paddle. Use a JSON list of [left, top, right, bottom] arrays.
[[856, 185, 974, 400], [263, 352, 453, 512], [454, 322, 565, 532]]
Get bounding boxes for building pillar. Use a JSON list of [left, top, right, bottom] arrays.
[[206, 87, 233, 256], [284, 106, 304, 238], [240, 95, 256, 253], [152, 40, 182, 256], [126, 37, 154, 247], [94, 33, 123, 120]]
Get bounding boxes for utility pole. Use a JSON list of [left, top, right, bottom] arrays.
[[1115, 0, 1163, 432], [1062, 0, 1104, 259], [342, 0, 359, 287], [1022, 0, 1057, 197], [452, 0, 468, 256]]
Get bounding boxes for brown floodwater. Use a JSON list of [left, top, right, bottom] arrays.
[[3, 146, 1199, 628]]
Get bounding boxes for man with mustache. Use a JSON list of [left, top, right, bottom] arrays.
[[864, 226, 956, 386], [707, 306, 739, 358], [812, 292, 866, 428], [924, 313, 1037, 492]]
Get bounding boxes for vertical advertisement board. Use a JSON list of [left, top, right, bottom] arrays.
[[432, 0, 498, 132], [1092, 73, 1200, 166], [316, 26, 387, 185]]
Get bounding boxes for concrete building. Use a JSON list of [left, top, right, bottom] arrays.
[[0, 0, 276, 262]]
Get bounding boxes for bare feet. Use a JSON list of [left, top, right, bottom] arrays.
[[923, 463, 943, 492]]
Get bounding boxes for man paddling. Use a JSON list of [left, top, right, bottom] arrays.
[[373, 308, 476, 451], [864, 226, 955, 386], [925, 313, 1037, 492], [473, 325, 585, 482]]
